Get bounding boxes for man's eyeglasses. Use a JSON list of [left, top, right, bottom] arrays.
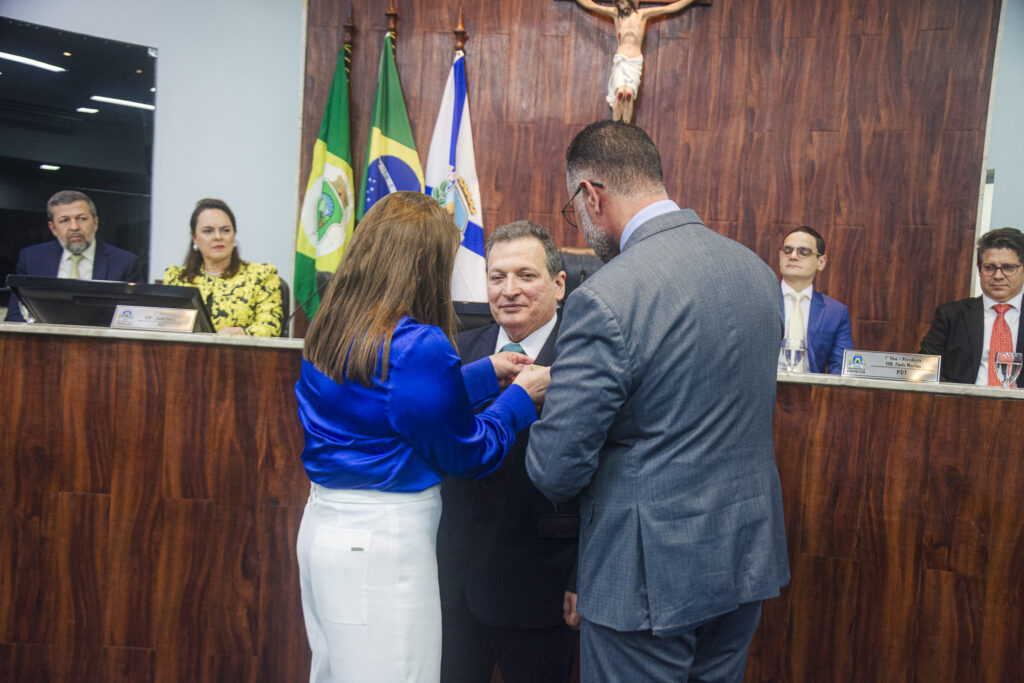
[[779, 245, 819, 258], [561, 181, 604, 228], [981, 263, 1022, 277]]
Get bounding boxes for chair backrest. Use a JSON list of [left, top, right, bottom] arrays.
[[559, 247, 604, 299], [278, 276, 290, 336]]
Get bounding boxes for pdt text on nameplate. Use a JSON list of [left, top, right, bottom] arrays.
[[841, 350, 940, 383]]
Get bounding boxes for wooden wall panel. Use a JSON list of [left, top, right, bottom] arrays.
[[297, 0, 1001, 359], [3, 330, 1024, 680], [0, 332, 309, 682]]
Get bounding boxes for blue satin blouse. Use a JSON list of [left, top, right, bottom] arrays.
[[296, 316, 537, 492]]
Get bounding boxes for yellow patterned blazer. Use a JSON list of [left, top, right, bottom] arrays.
[[163, 262, 283, 336]]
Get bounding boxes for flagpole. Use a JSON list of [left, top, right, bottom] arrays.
[[454, 7, 467, 53], [387, 0, 399, 56], [344, 6, 356, 76]]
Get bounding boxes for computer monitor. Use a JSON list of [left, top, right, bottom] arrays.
[[7, 275, 216, 333]]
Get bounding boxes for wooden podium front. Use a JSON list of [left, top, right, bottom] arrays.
[[1, 325, 1022, 681]]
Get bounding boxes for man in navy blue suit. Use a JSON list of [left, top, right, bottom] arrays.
[[5, 190, 144, 322], [778, 226, 853, 374], [437, 221, 579, 683]]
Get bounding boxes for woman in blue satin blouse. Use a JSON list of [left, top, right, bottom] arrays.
[[295, 191, 549, 682]]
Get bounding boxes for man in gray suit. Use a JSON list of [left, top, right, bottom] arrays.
[[526, 121, 789, 682]]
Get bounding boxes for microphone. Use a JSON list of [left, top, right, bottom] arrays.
[[284, 274, 331, 329]]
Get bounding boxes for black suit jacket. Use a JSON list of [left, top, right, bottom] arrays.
[[919, 296, 1024, 386], [5, 240, 145, 322], [436, 318, 579, 628]]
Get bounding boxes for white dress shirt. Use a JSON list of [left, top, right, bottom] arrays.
[[974, 290, 1023, 385], [494, 313, 558, 360], [56, 240, 97, 280]]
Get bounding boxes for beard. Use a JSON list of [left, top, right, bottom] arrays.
[[58, 234, 91, 255], [579, 206, 619, 263], [617, 2, 636, 18]]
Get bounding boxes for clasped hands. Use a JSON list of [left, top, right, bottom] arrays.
[[490, 350, 550, 410]]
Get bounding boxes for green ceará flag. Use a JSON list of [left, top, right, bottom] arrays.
[[357, 32, 424, 220], [295, 46, 355, 320]]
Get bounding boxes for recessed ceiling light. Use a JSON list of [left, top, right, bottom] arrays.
[[77, 107, 99, 114], [0, 51, 67, 73], [150, 87, 156, 93], [89, 95, 155, 111], [135, 69, 142, 74], [63, 51, 72, 57], [40, 164, 61, 171]]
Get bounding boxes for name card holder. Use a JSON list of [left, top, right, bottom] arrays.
[[110, 305, 198, 333], [842, 350, 941, 383]]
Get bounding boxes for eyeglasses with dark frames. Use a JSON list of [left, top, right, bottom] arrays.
[[561, 181, 604, 228], [779, 245, 819, 258], [981, 263, 1022, 277]]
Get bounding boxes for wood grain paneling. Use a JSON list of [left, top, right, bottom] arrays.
[[296, 0, 1000, 359], [4, 329, 1024, 680], [0, 332, 308, 682]]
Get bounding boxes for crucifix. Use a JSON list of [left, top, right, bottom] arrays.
[[573, 0, 705, 123]]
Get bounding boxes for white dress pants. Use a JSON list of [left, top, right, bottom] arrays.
[[297, 482, 443, 683]]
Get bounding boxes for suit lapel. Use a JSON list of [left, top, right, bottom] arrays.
[[966, 297, 984, 374], [465, 324, 500, 364], [92, 241, 107, 280], [807, 291, 825, 371], [44, 241, 63, 276], [534, 314, 561, 366]]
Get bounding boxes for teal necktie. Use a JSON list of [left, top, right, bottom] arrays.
[[500, 342, 525, 354]]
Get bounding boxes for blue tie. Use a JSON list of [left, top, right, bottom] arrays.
[[500, 342, 525, 354]]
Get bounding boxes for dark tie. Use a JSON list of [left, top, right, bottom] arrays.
[[988, 303, 1013, 386], [500, 342, 525, 354]]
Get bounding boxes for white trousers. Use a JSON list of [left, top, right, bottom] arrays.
[[297, 482, 443, 683]]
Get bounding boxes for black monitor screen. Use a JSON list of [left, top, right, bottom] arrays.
[[7, 275, 215, 333]]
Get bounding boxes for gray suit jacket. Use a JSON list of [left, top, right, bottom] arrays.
[[526, 208, 790, 635]]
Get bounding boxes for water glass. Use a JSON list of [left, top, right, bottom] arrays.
[[781, 338, 806, 373], [994, 351, 1023, 389]]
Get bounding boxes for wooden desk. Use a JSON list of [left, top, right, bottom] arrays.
[[1, 325, 1022, 681]]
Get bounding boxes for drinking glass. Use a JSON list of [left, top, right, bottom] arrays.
[[781, 338, 806, 373], [994, 351, 1023, 389]]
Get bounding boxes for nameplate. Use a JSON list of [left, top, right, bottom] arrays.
[[841, 350, 941, 383], [110, 305, 197, 333]]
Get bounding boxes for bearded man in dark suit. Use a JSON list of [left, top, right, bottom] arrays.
[[527, 121, 789, 682], [437, 220, 580, 683], [6, 190, 144, 322]]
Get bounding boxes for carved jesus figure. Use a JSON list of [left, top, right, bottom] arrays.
[[574, 0, 698, 123]]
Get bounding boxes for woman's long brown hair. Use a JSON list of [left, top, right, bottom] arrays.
[[303, 191, 460, 386]]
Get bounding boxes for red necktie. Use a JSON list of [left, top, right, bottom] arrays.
[[988, 303, 1013, 386]]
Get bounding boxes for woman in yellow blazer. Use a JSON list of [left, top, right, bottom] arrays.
[[163, 198, 283, 336]]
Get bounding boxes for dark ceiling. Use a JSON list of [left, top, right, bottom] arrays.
[[0, 16, 155, 194]]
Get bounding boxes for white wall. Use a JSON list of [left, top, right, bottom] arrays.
[[989, 0, 1024, 230], [2, 0, 305, 286]]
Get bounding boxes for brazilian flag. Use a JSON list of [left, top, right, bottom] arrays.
[[357, 32, 424, 220], [295, 46, 355, 320]]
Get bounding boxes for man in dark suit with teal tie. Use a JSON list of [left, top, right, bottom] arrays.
[[527, 121, 789, 682], [5, 190, 144, 322], [437, 221, 580, 683]]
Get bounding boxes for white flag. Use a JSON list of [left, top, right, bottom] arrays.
[[425, 51, 486, 302]]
